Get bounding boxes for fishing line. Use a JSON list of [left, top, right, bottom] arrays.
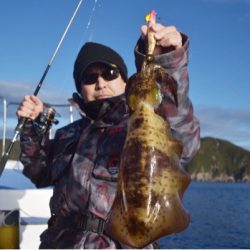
[[38, 0, 102, 115], [54, 0, 101, 98], [80, 0, 101, 43]]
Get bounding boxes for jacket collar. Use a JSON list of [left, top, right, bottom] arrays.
[[69, 93, 129, 128]]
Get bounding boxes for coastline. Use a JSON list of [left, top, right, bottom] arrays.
[[190, 172, 250, 183]]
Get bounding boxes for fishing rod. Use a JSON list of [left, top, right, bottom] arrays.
[[0, 0, 83, 176]]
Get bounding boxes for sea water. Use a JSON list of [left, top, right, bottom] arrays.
[[1, 169, 250, 248], [159, 182, 250, 249]]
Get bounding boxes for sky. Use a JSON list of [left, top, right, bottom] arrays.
[[0, 0, 250, 150]]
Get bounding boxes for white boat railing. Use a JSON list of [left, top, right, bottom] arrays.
[[0, 96, 7, 156], [0, 97, 79, 154]]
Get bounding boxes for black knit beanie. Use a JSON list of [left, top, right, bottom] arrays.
[[73, 42, 128, 93]]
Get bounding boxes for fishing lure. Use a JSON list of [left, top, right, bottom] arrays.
[[145, 9, 157, 61], [105, 10, 191, 248]]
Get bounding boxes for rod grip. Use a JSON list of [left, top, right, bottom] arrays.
[[0, 123, 23, 177], [0, 134, 16, 176], [0, 154, 9, 176]]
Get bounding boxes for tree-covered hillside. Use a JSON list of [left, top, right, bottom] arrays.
[[186, 137, 250, 182]]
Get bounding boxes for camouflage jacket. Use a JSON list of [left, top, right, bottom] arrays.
[[20, 35, 200, 249]]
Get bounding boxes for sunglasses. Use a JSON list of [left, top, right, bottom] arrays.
[[82, 67, 120, 85]]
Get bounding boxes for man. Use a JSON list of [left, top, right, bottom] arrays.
[[17, 23, 200, 248]]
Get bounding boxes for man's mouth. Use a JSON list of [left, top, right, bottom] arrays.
[[95, 94, 112, 99]]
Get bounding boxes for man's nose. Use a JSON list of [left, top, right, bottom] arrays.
[[95, 76, 107, 89]]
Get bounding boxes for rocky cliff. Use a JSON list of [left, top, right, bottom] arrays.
[[186, 137, 250, 182]]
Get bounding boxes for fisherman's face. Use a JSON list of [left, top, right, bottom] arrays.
[[80, 63, 126, 102]]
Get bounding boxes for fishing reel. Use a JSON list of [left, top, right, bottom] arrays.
[[33, 106, 59, 136]]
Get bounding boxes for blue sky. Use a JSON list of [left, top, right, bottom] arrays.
[[0, 0, 250, 150]]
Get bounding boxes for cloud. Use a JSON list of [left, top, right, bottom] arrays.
[[0, 80, 76, 126], [195, 105, 250, 150], [0, 80, 78, 140], [0, 80, 35, 103], [0, 80, 72, 104], [1, 81, 250, 151]]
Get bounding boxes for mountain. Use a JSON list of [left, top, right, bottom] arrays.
[[1, 137, 250, 182], [186, 137, 250, 182]]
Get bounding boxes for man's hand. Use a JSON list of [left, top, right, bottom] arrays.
[[16, 95, 43, 120], [141, 23, 183, 55]]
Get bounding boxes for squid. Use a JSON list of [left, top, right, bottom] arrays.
[[105, 10, 191, 248]]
